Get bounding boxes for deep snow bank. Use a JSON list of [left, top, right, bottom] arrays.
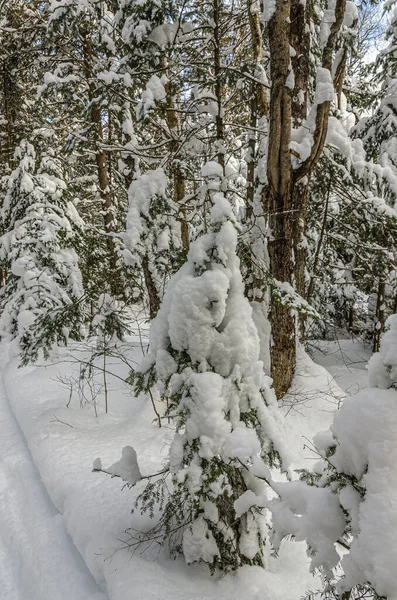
[[0, 340, 351, 600]]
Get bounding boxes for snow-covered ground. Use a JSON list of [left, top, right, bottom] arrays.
[[0, 336, 371, 600], [0, 346, 105, 600], [310, 338, 372, 395]]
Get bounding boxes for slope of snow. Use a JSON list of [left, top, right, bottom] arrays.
[[310, 338, 371, 394], [281, 347, 345, 468], [0, 346, 106, 600], [0, 337, 371, 599]]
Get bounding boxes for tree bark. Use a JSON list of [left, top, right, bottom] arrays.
[[213, 0, 225, 170], [267, 0, 348, 396], [164, 82, 190, 253], [246, 0, 269, 221], [372, 280, 385, 353], [82, 30, 122, 298], [267, 0, 295, 398], [142, 257, 160, 320]]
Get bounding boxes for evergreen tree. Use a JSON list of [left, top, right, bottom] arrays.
[[0, 140, 85, 362], [129, 163, 288, 571]]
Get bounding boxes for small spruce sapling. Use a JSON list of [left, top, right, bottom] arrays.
[[126, 163, 288, 571]]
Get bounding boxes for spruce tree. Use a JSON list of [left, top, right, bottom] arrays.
[[129, 163, 288, 571], [0, 141, 85, 362]]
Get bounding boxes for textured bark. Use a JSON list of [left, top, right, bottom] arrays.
[[246, 0, 268, 220], [290, 0, 310, 126], [290, 0, 310, 314], [267, 0, 348, 395], [267, 0, 295, 398], [372, 280, 386, 353], [213, 0, 225, 170], [142, 256, 160, 320], [82, 31, 122, 297], [164, 83, 190, 253]]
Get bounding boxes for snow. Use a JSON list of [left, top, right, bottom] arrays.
[[0, 336, 325, 600], [285, 70, 295, 90], [262, 0, 276, 22], [319, 0, 336, 49], [148, 23, 179, 49], [0, 348, 105, 600], [124, 167, 168, 252], [224, 426, 261, 463], [310, 337, 371, 395], [234, 490, 266, 519], [368, 313, 397, 387], [136, 75, 167, 120], [0, 332, 376, 599], [329, 386, 397, 598], [314, 68, 334, 105], [269, 335, 397, 599], [105, 446, 142, 485], [344, 1, 358, 28], [201, 161, 224, 178], [183, 517, 220, 564], [271, 481, 346, 572], [280, 353, 340, 466]]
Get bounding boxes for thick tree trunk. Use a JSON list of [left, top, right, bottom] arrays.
[[266, 0, 348, 395], [267, 0, 296, 398], [290, 0, 310, 338]]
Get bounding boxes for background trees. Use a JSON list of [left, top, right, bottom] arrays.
[[1, 0, 397, 586]]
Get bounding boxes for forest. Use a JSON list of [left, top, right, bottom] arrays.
[[0, 0, 396, 599]]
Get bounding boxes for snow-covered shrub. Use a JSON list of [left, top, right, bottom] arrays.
[[0, 141, 86, 362], [126, 166, 289, 572], [270, 317, 397, 599]]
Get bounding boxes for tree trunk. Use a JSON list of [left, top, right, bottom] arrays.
[[213, 0, 225, 171], [246, 0, 269, 221], [267, 0, 348, 395], [290, 0, 310, 338], [267, 0, 296, 398], [164, 82, 190, 253], [372, 280, 386, 353], [82, 31, 122, 298], [142, 256, 160, 320]]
